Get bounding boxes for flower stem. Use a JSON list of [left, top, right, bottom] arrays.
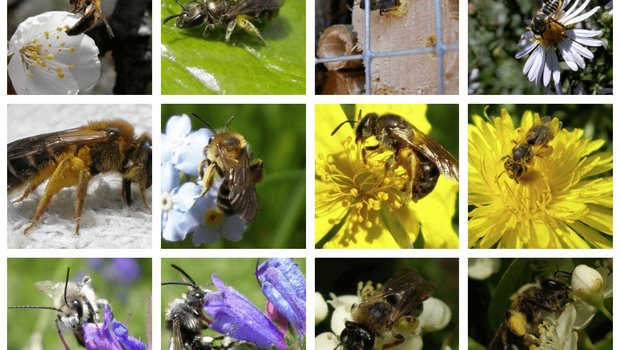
[[598, 305, 612, 321]]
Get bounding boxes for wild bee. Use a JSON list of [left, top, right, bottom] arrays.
[[163, 264, 243, 350], [487, 276, 571, 350], [500, 116, 562, 183], [7, 119, 152, 235], [529, 0, 563, 36], [332, 111, 459, 202], [194, 114, 264, 223], [359, 0, 401, 15], [8, 267, 108, 349], [338, 270, 436, 350], [163, 0, 284, 44], [66, 0, 115, 38]]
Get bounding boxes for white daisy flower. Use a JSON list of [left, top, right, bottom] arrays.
[[515, 0, 603, 93], [8, 11, 101, 95]]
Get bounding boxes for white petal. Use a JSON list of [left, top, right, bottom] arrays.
[[564, 6, 600, 25], [570, 40, 595, 60], [315, 293, 329, 325], [566, 29, 604, 47], [563, 0, 593, 23], [516, 37, 539, 59], [7, 54, 30, 94], [316, 333, 340, 350], [545, 46, 561, 88], [559, 39, 580, 70], [562, 0, 585, 20], [527, 47, 545, 84]]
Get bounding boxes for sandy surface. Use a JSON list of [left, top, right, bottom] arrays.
[[7, 104, 153, 249]]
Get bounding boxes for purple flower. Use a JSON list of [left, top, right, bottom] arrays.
[[256, 258, 306, 337], [83, 304, 148, 350], [204, 274, 287, 350]]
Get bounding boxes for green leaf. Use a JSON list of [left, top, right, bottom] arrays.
[[161, 0, 306, 94], [487, 259, 530, 330], [468, 337, 486, 350]]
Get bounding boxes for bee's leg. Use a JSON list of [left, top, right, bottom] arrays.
[[234, 16, 265, 43], [225, 19, 237, 42], [74, 169, 92, 235], [361, 144, 380, 164], [251, 160, 265, 183], [139, 185, 152, 213], [54, 319, 72, 350], [203, 23, 216, 37], [200, 162, 218, 197], [23, 158, 85, 234], [398, 152, 414, 192], [536, 145, 553, 158], [13, 180, 44, 203], [381, 334, 405, 349]]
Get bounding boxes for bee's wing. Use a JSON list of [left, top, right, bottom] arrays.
[[224, 149, 259, 222], [171, 317, 185, 350], [228, 0, 284, 16], [362, 270, 437, 325], [8, 127, 115, 160], [35, 280, 64, 301], [396, 125, 459, 181]]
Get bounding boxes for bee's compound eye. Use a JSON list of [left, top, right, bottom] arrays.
[[341, 323, 374, 350]]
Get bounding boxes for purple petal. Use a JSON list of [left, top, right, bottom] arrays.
[[256, 258, 306, 336], [204, 274, 287, 350], [112, 321, 149, 350]]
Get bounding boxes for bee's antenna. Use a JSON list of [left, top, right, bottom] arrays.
[[331, 120, 356, 136], [9, 305, 63, 312], [63, 267, 70, 307], [191, 113, 213, 130], [163, 13, 182, 24], [224, 116, 236, 129], [170, 264, 198, 288], [174, 0, 186, 7], [161, 281, 198, 288]]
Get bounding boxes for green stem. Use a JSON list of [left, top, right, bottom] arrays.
[[598, 304, 613, 321]]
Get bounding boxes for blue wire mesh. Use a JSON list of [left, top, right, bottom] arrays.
[[316, 0, 459, 94]]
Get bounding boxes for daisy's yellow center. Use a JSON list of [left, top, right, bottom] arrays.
[[538, 20, 566, 47], [204, 209, 224, 226], [316, 136, 407, 230]]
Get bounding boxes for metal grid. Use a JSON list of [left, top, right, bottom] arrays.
[[315, 0, 459, 94]]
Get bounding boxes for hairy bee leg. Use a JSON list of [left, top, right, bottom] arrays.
[[13, 183, 41, 203], [54, 319, 72, 350], [234, 16, 265, 43], [536, 145, 553, 157], [200, 162, 218, 197], [381, 333, 405, 349], [139, 186, 152, 213], [225, 19, 237, 43], [251, 160, 265, 183], [74, 169, 92, 235], [361, 144, 380, 164], [23, 157, 87, 234]]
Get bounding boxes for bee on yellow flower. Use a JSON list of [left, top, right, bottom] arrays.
[[315, 104, 459, 249], [468, 108, 612, 248]]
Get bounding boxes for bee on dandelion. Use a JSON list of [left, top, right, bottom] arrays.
[[468, 106, 612, 248]]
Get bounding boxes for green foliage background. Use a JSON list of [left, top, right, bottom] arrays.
[[7, 258, 152, 350], [161, 0, 306, 94], [161, 258, 306, 349], [315, 258, 459, 349], [162, 104, 306, 248], [468, 258, 612, 349], [468, 0, 612, 94]]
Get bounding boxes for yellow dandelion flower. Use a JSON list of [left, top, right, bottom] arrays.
[[468, 109, 613, 248], [315, 104, 459, 249]]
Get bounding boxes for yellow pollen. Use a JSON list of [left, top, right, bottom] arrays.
[[70, 48, 76, 54], [204, 209, 224, 226], [64, 25, 71, 31], [56, 27, 62, 32], [538, 21, 566, 46], [68, 64, 75, 69], [60, 42, 66, 47], [56, 35, 60, 39], [44, 31, 50, 39], [56, 67, 65, 79]]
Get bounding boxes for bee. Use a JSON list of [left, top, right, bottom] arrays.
[[338, 270, 436, 350], [529, 0, 563, 36], [7, 119, 152, 235], [66, 0, 115, 38], [195, 114, 264, 223], [487, 277, 571, 350], [500, 116, 562, 183], [163, 264, 243, 350], [163, 0, 284, 44], [332, 111, 459, 202], [359, 0, 401, 15], [8, 267, 108, 349]]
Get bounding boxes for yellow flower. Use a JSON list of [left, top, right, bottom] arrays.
[[315, 104, 458, 249], [468, 109, 613, 248]]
